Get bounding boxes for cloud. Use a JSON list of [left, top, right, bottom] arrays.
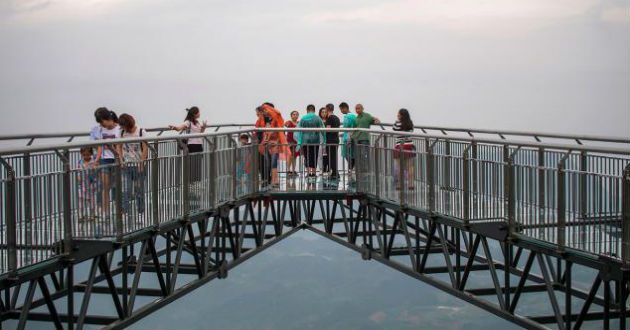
[[601, 5, 630, 23], [1, 0, 131, 23], [306, 0, 601, 35]]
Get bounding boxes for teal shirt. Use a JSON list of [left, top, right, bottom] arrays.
[[342, 113, 357, 144], [297, 113, 325, 145], [352, 112, 374, 142]]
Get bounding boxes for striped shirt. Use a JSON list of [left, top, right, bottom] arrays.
[[393, 120, 414, 146]]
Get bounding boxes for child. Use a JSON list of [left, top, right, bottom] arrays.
[[77, 147, 97, 223]]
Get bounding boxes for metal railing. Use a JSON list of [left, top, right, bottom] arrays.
[[1, 122, 627, 147], [0, 127, 628, 276]]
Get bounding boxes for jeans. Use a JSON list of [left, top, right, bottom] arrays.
[[270, 153, 279, 169], [122, 165, 146, 214]]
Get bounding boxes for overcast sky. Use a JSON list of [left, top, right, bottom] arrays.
[[0, 0, 628, 136]]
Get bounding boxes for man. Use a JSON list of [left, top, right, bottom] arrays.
[[297, 105, 325, 180], [324, 103, 340, 179], [352, 104, 380, 179], [339, 102, 357, 172]]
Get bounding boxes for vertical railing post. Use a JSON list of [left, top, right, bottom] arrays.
[[62, 149, 73, 254], [115, 148, 124, 240], [579, 151, 587, 221], [151, 141, 159, 228], [1, 158, 18, 273], [23, 153, 32, 250], [506, 148, 516, 238], [579, 151, 587, 246], [427, 139, 435, 212], [374, 137, 381, 198], [557, 156, 567, 250], [538, 147, 545, 225], [471, 142, 478, 218], [249, 141, 256, 195], [180, 140, 190, 220], [503, 145, 510, 224], [622, 164, 630, 266], [462, 144, 471, 222], [210, 137, 217, 206], [231, 137, 237, 199], [399, 144, 406, 206]]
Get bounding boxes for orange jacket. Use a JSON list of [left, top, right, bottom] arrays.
[[256, 104, 289, 156]]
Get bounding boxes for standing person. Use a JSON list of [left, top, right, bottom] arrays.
[[118, 114, 148, 222], [297, 105, 325, 180], [169, 107, 207, 186], [324, 103, 341, 179], [393, 109, 416, 190], [284, 111, 299, 177], [255, 103, 287, 186], [254, 107, 272, 184], [318, 107, 330, 175], [90, 107, 111, 206], [352, 104, 380, 178], [260, 126, 282, 187], [340, 102, 357, 174], [94, 110, 121, 220]]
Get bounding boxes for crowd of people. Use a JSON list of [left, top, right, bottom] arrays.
[[80, 102, 416, 224], [250, 102, 416, 188]]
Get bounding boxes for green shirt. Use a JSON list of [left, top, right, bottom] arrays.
[[352, 112, 374, 142]]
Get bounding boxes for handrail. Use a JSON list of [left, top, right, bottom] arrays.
[[0, 128, 629, 157], [1, 122, 628, 147]]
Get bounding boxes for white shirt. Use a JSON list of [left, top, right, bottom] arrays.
[[98, 126, 121, 159]]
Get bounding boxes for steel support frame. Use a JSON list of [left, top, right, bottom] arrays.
[[0, 194, 628, 330]]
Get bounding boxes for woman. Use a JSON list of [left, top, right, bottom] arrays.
[[94, 110, 121, 220], [318, 107, 330, 175], [284, 111, 299, 177], [256, 104, 288, 187], [393, 109, 415, 190], [169, 107, 207, 184], [118, 114, 148, 220]]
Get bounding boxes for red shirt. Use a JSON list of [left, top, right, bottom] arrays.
[[285, 120, 297, 143]]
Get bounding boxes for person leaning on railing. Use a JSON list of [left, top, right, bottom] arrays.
[[352, 104, 380, 178], [168, 106, 207, 186], [393, 109, 415, 190]]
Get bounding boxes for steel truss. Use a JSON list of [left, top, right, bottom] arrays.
[[1, 193, 628, 330]]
